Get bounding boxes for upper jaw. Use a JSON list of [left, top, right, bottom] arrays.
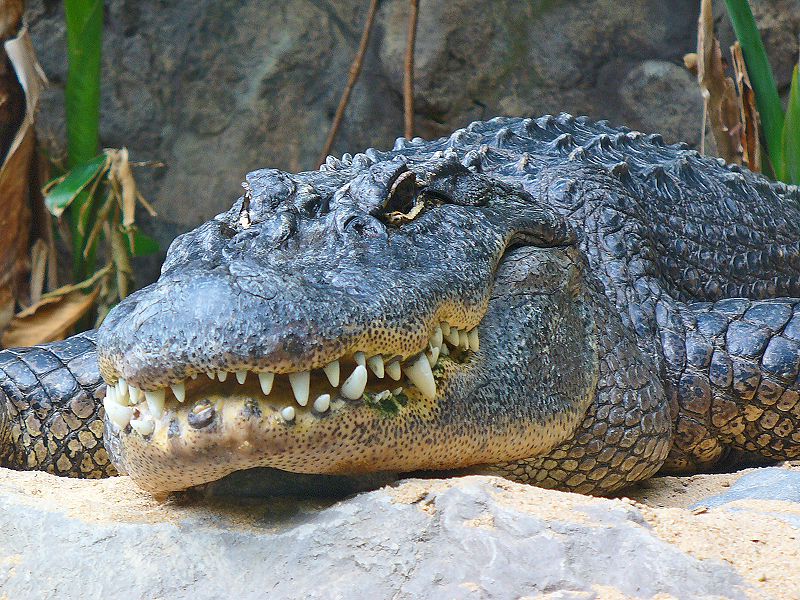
[[102, 316, 482, 440]]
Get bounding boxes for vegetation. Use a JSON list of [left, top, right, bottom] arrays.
[[724, 0, 800, 183]]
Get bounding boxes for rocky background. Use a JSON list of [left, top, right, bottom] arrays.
[[23, 0, 800, 283]]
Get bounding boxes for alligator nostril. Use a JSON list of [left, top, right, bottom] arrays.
[[188, 400, 215, 429]]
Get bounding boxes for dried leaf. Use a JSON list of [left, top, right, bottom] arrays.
[[28, 238, 49, 305], [1, 287, 99, 348], [0, 27, 48, 335], [696, 0, 743, 164], [731, 42, 762, 173], [110, 147, 138, 227]]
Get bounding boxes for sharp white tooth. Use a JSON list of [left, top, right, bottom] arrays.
[[426, 345, 440, 367], [392, 387, 403, 395], [367, 355, 385, 378], [258, 372, 274, 395], [385, 360, 401, 381], [281, 406, 296, 422], [289, 371, 311, 406], [116, 378, 128, 398], [323, 360, 340, 387], [341, 365, 368, 399], [468, 329, 480, 351], [103, 396, 132, 429], [440, 344, 450, 356], [236, 371, 247, 384], [106, 385, 118, 405], [446, 328, 460, 346], [313, 393, 331, 413], [354, 351, 366, 367], [405, 354, 436, 400], [206, 371, 215, 380], [441, 322, 451, 336], [217, 370, 228, 382], [190, 373, 198, 380], [129, 386, 142, 405], [171, 382, 186, 403], [144, 389, 166, 418], [459, 330, 469, 349], [130, 417, 155, 436], [431, 326, 443, 349]]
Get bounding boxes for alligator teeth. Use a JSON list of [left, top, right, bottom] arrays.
[[468, 329, 479, 351], [392, 387, 403, 395], [190, 373, 198, 380], [341, 365, 368, 399], [439, 343, 450, 356], [259, 372, 274, 395], [217, 370, 228, 382], [426, 345, 440, 367], [281, 406, 296, 422], [354, 351, 366, 367], [171, 382, 186, 403], [459, 330, 469, 350], [313, 393, 331, 413], [405, 354, 436, 400], [441, 322, 451, 336], [431, 326, 443, 349], [116, 378, 128, 398], [106, 385, 118, 405], [236, 371, 247, 384], [206, 372, 215, 380], [104, 396, 133, 429], [445, 328, 460, 346], [145, 389, 166, 418], [385, 360, 402, 381], [129, 386, 142, 405], [289, 371, 310, 406], [367, 355, 385, 378], [323, 360, 340, 387], [130, 417, 155, 436]]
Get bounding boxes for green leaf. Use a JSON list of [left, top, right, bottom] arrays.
[[43, 154, 107, 217], [128, 230, 160, 257], [782, 64, 800, 185], [724, 0, 786, 179]]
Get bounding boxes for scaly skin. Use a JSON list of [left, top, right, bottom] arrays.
[[2, 113, 800, 496]]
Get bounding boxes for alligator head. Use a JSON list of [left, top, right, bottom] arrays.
[[97, 152, 600, 494]]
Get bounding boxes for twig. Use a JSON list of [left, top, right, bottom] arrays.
[[404, 0, 419, 139], [317, 0, 379, 166]]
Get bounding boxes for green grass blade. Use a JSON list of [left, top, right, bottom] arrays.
[[64, 0, 103, 282], [783, 64, 800, 184], [724, 0, 785, 179], [64, 0, 103, 167]]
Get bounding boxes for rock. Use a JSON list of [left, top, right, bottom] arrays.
[[22, 0, 713, 286], [0, 469, 775, 599], [617, 60, 704, 146]]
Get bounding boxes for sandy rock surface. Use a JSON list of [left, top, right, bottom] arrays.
[[2, 466, 800, 599]]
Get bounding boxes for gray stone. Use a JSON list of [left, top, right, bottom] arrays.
[[0, 471, 750, 599], [23, 0, 709, 285], [617, 60, 704, 146]]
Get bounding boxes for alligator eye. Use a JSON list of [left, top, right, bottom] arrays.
[[384, 171, 423, 225]]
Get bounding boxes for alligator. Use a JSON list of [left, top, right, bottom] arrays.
[[3, 113, 800, 497]]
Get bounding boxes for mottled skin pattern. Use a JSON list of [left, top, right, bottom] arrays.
[[2, 113, 800, 496]]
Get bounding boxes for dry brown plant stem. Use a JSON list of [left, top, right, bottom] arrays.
[[317, 0, 379, 166], [404, 0, 419, 139]]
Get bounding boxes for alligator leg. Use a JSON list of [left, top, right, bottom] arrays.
[[657, 297, 800, 473], [0, 331, 115, 477]]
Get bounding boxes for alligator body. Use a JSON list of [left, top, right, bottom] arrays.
[[3, 114, 800, 496]]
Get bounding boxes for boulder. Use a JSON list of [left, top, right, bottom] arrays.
[[6, 468, 800, 599]]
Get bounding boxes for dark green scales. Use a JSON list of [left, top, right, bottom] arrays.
[[2, 114, 800, 495]]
